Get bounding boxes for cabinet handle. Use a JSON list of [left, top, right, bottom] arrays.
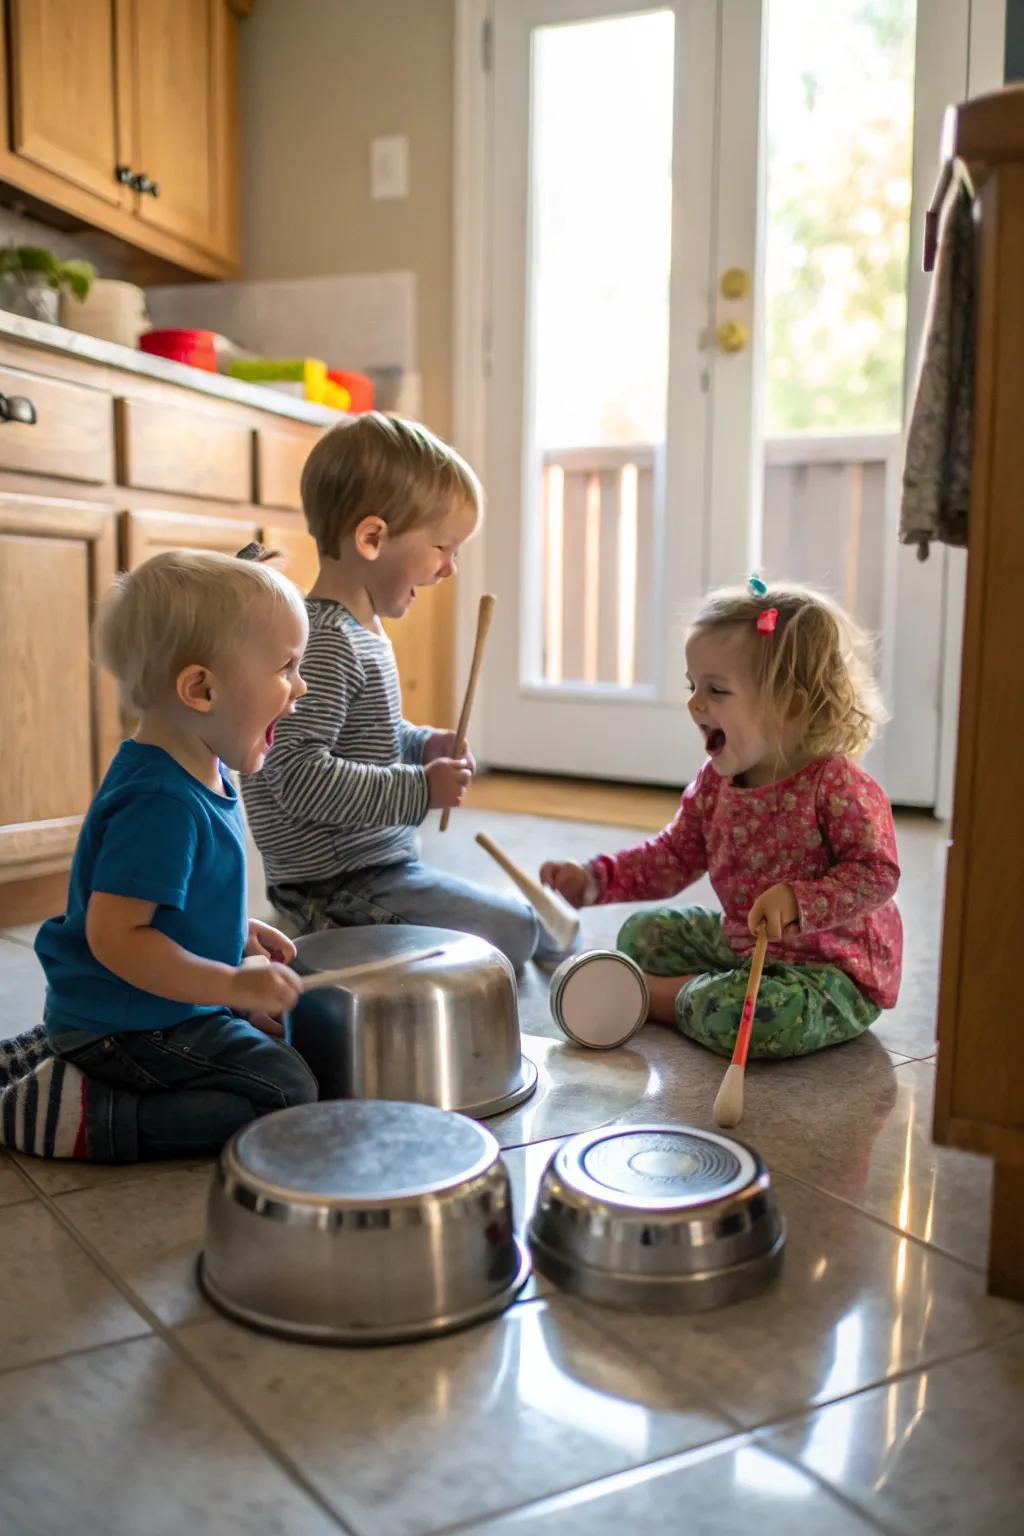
[[115, 164, 135, 185], [131, 173, 161, 198], [0, 391, 37, 425]]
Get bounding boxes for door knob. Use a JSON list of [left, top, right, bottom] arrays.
[[715, 320, 749, 353], [720, 267, 750, 299]]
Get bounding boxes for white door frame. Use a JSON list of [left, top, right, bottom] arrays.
[[452, 0, 1005, 803]]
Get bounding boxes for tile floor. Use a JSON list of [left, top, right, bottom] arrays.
[[1, 808, 1020, 1536]]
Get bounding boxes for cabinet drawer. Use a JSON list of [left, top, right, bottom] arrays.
[[122, 508, 260, 569], [255, 427, 320, 512], [0, 368, 113, 483], [118, 398, 252, 502]]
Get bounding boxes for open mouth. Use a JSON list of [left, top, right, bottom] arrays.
[[704, 727, 726, 756]]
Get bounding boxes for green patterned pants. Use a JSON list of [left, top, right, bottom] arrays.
[[617, 905, 880, 1059]]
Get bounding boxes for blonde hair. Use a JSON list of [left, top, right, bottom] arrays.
[[689, 582, 886, 760], [95, 549, 305, 713], [300, 411, 483, 557]]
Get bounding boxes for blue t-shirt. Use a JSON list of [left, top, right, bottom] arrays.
[[36, 741, 248, 1036]]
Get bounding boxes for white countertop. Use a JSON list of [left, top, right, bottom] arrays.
[[0, 309, 346, 426]]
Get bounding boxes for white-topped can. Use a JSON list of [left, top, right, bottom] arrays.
[[549, 949, 649, 1050]]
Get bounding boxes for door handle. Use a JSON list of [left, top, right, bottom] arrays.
[[715, 321, 749, 353], [0, 391, 37, 424]]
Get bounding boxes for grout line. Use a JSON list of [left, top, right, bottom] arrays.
[[773, 1167, 989, 1275], [0, 930, 37, 951], [0, 1327, 156, 1381], [17, 1178, 357, 1536]]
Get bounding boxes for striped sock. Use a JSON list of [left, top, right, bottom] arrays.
[[0, 1056, 88, 1158], [0, 1025, 50, 1088]]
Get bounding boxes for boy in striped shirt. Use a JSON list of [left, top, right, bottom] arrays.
[[242, 414, 552, 969]]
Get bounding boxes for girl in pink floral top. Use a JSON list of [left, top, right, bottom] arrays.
[[541, 582, 902, 1058]]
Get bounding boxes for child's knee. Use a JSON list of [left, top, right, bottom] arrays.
[[616, 910, 659, 960], [489, 900, 540, 971], [277, 1048, 319, 1108]]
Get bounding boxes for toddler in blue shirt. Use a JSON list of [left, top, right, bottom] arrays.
[[0, 550, 316, 1162]]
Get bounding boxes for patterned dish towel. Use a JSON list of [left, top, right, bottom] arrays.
[[900, 173, 976, 560]]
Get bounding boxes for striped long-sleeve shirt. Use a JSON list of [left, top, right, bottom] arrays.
[[241, 598, 431, 884]]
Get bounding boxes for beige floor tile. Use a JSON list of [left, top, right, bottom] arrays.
[[0, 1147, 31, 1208], [55, 1165, 217, 1327], [456, 1439, 884, 1535], [762, 1333, 1024, 1536], [11, 1147, 216, 1198], [177, 1298, 731, 1536], [489, 1034, 653, 1149], [0, 937, 46, 1042], [0, 1200, 151, 1371], [735, 1053, 991, 1268], [561, 1173, 1021, 1430], [0, 921, 41, 948], [0, 1334, 343, 1536]]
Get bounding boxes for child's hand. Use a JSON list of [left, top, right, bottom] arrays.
[[227, 960, 301, 1018], [748, 882, 799, 940], [424, 730, 477, 774], [245, 918, 297, 965], [539, 860, 591, 909], [426, 756, 473, 810]]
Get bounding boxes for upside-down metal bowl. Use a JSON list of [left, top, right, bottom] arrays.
[[529, 1124, 784, 1311], [289, 925, 537, 1119], [198, 1099, 530, 1345]]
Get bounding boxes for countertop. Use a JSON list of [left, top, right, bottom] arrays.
[[0, 309, 345, 427]]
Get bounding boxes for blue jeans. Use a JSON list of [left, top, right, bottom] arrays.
[[49, 1012, 318, 1163], [270, 858, 570, 970]]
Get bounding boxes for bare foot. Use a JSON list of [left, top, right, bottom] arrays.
[[644, 973, 697, 1024]]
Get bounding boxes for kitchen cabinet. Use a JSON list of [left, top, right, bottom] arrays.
[[0, 0, 242, 279], [123, 507, 260, 569], [0, 495, 120, 921]]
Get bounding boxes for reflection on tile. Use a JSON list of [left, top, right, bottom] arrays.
[[0, 1149, 31, 1209], [503, 1137, 570, 1300], [457, 1439, 881, 1535], [564, 1174, 1021, 1429], [737, 1053, 991, 1268], [0, 1334, 341, 1535], [763, 1333, 1024, 1536], [489, 1036, 652, 1149], [0, 937, 45, 1043], [56, 1166, 214, 1327], [178, 1299, 730, 1536], [0, 1200, 150, 1371]]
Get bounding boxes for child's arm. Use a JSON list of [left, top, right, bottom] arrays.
[[785, 759, 900, 935], [86, 894, 299, 1016], [543, 773, 711, 907], [262, 627, 432, 826]]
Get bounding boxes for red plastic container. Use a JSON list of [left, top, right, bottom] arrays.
[[327, 368, 375, 413], [139, 328, 217, 372]]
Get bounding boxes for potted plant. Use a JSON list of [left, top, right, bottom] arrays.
[[0, 245, 96, 324]]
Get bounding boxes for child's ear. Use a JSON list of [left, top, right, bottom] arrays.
[[176, 663, 215, 714], [353, 515, 389, 562]]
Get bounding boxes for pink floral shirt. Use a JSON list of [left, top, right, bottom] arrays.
[[590, 755, 902, 1008]]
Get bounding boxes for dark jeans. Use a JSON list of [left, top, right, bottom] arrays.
[[49, 1011, 318, 1163]]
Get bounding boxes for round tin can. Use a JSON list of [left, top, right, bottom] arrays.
[[549, 949, 649, 1050]]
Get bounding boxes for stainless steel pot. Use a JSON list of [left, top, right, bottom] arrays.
[[289, 925, 537, 1119], [198, 1099, 530, 1345], [529, 1124, 784, 1311]]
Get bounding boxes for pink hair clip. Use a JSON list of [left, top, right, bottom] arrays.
[[756, 607, 778, 635]]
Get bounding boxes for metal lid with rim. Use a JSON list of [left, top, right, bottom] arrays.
[[549, 949, 649, 1050]]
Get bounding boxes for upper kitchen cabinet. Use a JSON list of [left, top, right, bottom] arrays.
[[0, 0, 243, 279]]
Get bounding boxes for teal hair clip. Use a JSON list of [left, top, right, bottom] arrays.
[[748, 574, 767, 597]]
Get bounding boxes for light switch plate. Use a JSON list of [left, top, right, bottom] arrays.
[[370, 135, 410, 201]]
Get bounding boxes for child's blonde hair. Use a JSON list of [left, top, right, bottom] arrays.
[[96, 549, 305, 714], [300, 411, 483, 557], [690, 582, 886, 759]]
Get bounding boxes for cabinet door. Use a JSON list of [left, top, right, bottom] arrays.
[[123, 508, 259, 569], [123, 0, 239, 261], [0, 498, 120, 886], [8, 0, 128, 208]]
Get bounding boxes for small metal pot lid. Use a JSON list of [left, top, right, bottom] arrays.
[[226, 1100, 498, 1207], [550, 1124, 761, 1210], [549, 950, 649, 1050]]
